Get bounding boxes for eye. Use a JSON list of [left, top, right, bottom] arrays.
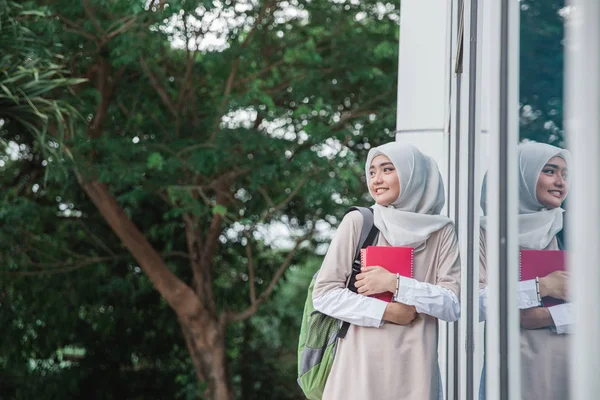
[[383, 167, 394, 173], [542, 168, 555, 175]]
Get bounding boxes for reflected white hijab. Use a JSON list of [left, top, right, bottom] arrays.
[[480, 142, 571, 249], [365, 142, 452, 248]]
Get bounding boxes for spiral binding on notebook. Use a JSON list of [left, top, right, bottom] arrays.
[[518, 251, 522, 280], [410, 248, 414, 277], [360, 248, 366, 269]]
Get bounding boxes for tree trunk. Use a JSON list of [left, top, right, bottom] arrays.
[[78, 179, 234, 399], [182, 315, 234, 400], [240, 320, 253, 400]]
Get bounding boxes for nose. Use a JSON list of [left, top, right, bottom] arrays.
[[554, 174, 567, 189], [554, 173, 566, 187], [372, 170, 384, 184]]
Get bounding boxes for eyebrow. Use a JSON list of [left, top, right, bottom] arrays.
[[543, 164, 567, 170], [369, 162, 394, 170]]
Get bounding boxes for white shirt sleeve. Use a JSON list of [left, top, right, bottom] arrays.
[[393, 276, 461, 322], [548, 303, 574, 334], [313, 288, 388, 328], [517, 279, 541, 309], [479, 279, 542, 322], [479, 288, 488, 323]]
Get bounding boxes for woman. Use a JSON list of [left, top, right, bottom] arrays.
[[479, 142, 572, 399], [312, 142, 461, 400]]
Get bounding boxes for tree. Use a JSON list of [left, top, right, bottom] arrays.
[[1, 0, 399, 398], [0, 0, 83, 157], [519, 0, 565, 144]]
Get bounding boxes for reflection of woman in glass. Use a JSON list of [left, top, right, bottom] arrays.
[[479, 142, 571, 400]]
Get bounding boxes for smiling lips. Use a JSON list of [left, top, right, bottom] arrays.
[[549, 189, 563, 198], [374, 188, 388, 195]]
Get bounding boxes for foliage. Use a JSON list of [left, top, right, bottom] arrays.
[[1, 0, 399, 397], [0, 0, 84, 167], [519, 0, 565, 145]]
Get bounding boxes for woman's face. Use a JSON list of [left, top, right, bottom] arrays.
[[535, 156, 569, 209], [369, 154, 400, 206]]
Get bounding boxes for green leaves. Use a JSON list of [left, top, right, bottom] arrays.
[[212, 204, 227, 217], [147, 152, 164, 171], [1, 0, 401, 397]]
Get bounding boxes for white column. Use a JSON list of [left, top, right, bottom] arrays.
[[455, 1, 483, 399], [484, 0, 521, 399], [395, 0, 452, 192], [565, 1, 600, 399], [394, 1, 455, 397]]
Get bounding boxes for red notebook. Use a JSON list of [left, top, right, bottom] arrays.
[[519, 249, 567, 307], [360, 246, 414, 302]]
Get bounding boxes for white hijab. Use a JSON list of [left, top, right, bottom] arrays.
[[480, 142, 571, 249], [365, 142, 452, 248]]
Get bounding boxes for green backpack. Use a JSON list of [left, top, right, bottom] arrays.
[[297, 207, 379, 399]]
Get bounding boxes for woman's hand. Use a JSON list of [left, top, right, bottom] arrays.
[[539, 270, 569, 301], [355, 266, 396, 296], [383, 302, 418, 325], [520, 307, 553, 330]]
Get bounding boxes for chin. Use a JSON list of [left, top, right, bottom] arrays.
[[542, 198, 563, 209], [376, 198, 394, 206]]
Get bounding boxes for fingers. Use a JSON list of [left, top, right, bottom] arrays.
[[361, 266, 382, 273]]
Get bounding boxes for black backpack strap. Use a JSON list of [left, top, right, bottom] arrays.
[[557, 213, 566, 250], [557, 231, 565, 250], [338, 206, 379, 339]]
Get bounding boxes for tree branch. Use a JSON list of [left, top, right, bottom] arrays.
[[184, 213, 207, 295], [83, 0, 105, 35], [258, 186, 275, 207], [76, 178, 202, 317], [55, 14, 97, 41], [207, 168, 251, 190], [228, 229, 314, 322], [233, 44, 332, 90], [176, 143, 216, 156], [105, 16, 138, 41], [1, 252, 189, 276], [77, 220, 116, 256], [263, 68, 335, 96], [260, 176, 308, 223], [208, 0, 275, 142], [243, 232, 257, 305], [209, 58, 240, 142], [139, 57, 178, 118], [86, 60, 124, 139]]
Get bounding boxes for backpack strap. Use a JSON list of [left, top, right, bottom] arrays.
[[555, 212, 566, 250], [337, 206, 379, 339], [557, 231, 565, 250]]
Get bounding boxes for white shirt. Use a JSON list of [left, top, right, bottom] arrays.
[[313, 276, 461, 327], [479, 280, 572, 334]]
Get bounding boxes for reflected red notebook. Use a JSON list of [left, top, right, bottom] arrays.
[[519, 249, 567, 307], [360, 246, 414, 302]]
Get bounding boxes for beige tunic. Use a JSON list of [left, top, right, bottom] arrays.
[[479, 231, 570, 400], [313, 210, 461, 400]]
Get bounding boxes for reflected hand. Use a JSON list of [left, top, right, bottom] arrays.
[[355, 266, 396, 296], [539, 271, 569, 301], [520, 307, 553, 330], [383, 302, 418, 325]]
